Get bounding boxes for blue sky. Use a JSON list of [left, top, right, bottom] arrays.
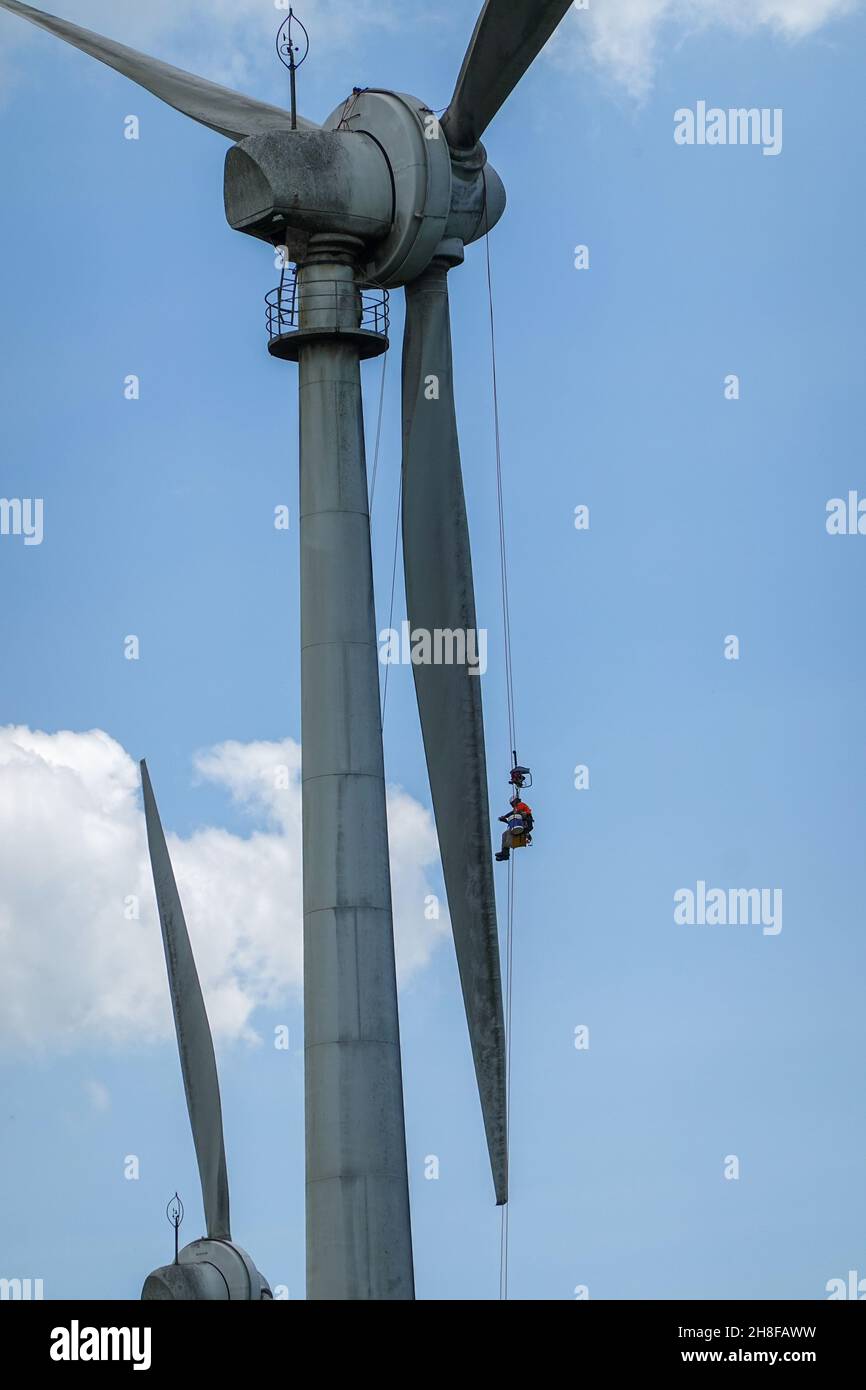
[[1, 0, 865, 1300]]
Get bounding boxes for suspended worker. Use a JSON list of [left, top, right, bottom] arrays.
[[495, 794, 533, 862]]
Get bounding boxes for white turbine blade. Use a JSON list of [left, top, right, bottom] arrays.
[[441, 0, 574, 150], [0, 0, 317, 139], [141, 761, 231, 1241], [401, 265, 508, 1205]]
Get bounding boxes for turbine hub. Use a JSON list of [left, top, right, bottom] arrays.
[[322, 90, 506, 286]]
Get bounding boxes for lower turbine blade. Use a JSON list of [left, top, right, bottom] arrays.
[[441, 0, 574, 150], [0, 0, 316, 140], [401, 259, 507, 1205], [141, 762, 231, 1241]]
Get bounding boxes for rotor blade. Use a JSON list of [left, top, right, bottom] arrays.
[[0, 0, 316, 140], [141, 761, 231, 1241], [441, 0, 573, 150], [401, 260, 507, 1205]]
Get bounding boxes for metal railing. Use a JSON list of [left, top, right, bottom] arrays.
[[266, 266, 389, 342]]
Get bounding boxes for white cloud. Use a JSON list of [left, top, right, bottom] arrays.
[[0, 726, 447, 1051], [555, 0, 860, 99], [1, 0, 859, 111], [0, 0, 398, 99]]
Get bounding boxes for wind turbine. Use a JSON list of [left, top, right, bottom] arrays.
[[0, 0, 574, 1299], [139, 762, 271, 1301]]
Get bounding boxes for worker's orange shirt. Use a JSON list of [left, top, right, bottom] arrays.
[[513, 801, 532, 816]]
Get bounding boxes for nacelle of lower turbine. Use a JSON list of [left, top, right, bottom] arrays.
[[225, 129, 393, 251], [141, 1239, 271, 1301]]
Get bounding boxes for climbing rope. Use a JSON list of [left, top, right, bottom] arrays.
[[499, 850, 516, 1299], [483, 171, 519, 1302], [483, 182, 518, 760], [380, 464, 402, 727], [368, 348, 389, 510], [363, 339, 401, 729]]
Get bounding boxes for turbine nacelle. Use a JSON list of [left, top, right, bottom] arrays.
[[223, 90, 506, 286], [224, 128, 394, 252], [142, 1239, 272, 1301], [139, 762, 270, 1300]]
